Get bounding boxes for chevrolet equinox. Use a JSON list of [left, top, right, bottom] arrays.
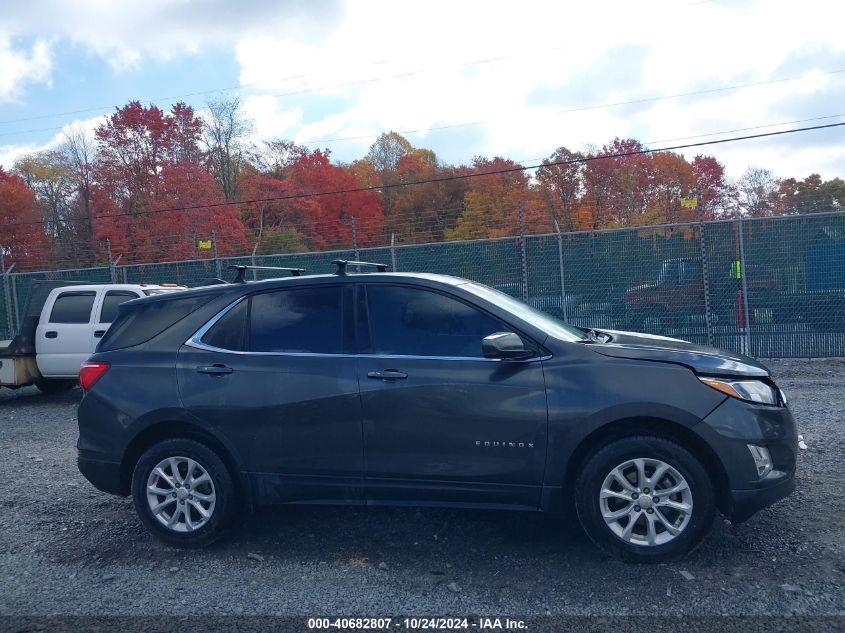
[[76, 262, 797, 562]]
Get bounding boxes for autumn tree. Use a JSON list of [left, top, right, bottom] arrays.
[[62, 124, 98, 260], [734, 167, 778, 217], [93, 101, 246, 261], [0, 168, 50, 270], [203, 97, 254, 201], [13, 150, 88, 265], [284, 149, 384, 249], [389, 149, 466, 243], [366, 132, 413, 233], [645, 151, 696, 225], [777, 174, 845, 214], [536, 147, 585, 231], [446, 157, 541, 240], [691, 155, 730, 218]]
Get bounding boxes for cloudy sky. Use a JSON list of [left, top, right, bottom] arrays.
[[1, 0, 843, 179]]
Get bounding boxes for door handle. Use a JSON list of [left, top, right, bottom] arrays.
[[196, 364, 234, 375], [367, 369, 408, 381], [45, 331, 58, 339], [94, 330, 106, 338]]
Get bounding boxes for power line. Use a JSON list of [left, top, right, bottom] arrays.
[[3, 65, 842, 147], [3, 121, 843, 230], [294, 70, 845, 146]]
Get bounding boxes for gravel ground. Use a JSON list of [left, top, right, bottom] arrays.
[[0, 358, 843, 618]]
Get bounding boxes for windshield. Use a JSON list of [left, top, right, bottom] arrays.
[[459, 282, 586, 342]]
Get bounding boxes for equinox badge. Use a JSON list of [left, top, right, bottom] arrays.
[[475, 440, 534, 449]]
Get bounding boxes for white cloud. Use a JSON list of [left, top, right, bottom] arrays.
[[2, 0, 844, 179], [3, 0, 342, 72], [0, 35, 52, 103], [232, 0, 845, 178], [0, 114, 105, 169]]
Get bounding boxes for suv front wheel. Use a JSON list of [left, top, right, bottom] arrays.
[[131, 438, 234, 547], [575, 435, 716, 562]]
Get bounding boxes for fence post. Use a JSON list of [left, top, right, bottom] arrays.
[[1, 253, 15, 338], [553, 220, 569, 322], [390, 232, 397, 272], [517, 202, 528, 302], [697, 188, 714, 346], [104, 238, 117, 283], [351, 216, 360, 261], [737, 216, 752, 354], [251, 245, 258, 281], [211, 230, 222, 279], [10, 273, 20, 333]]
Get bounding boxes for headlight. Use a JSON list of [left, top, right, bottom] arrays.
[[699, 377, 779, 405]]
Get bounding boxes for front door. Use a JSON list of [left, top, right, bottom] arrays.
[[355, 283, 548, 509], [176, 284, 363, 505]]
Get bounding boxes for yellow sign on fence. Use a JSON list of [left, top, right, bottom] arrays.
[[679, 197, 698, 209], [198, 239, 212, 250]]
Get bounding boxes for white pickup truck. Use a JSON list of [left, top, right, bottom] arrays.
[[1, 281, 183, 393]]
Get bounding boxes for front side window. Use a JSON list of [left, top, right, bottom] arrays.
[[249, 286, 343, 354], [364, 285, 506, 357], [49, 292, 96, 324]]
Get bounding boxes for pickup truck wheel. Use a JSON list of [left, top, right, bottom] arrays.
[[132, 438, 234, 548], [575, 435, 715, 563], [34, 378, 77, 394]]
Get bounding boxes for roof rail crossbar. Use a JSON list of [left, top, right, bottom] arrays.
[[332, 260, 388, 275], [228, 265, 306, 284]]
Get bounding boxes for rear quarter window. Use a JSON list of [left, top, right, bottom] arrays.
[[97, 293, 220, 351]]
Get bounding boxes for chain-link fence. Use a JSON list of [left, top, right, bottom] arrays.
[[3, 212, 844, 358]]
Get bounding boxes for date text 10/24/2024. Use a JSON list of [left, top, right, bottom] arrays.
[[307, 617, 528, 630]]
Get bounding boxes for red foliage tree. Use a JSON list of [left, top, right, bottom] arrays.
[[284, 149, 384, 249], [0, 168, 50, 270], [92, 101, 246, 262]]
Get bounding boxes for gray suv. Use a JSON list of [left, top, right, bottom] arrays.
[[76, 262, 797, 562]]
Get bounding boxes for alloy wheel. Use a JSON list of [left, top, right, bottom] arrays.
[[599, 457, 693, 547], [146, 456, 216, 532]]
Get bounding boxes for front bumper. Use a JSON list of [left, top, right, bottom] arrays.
[[728, 471, 795, 523], [695, 396, 798, 523]]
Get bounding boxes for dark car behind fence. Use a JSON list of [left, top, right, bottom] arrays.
[[2, 211, 844, 358]]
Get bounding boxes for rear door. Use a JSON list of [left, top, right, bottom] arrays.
[[35, 290, 98, 377], [92, 290, 143, 349], [176, 284, 364, 505]]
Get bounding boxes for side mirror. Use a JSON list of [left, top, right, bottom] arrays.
[[482, 332, 530, 359]]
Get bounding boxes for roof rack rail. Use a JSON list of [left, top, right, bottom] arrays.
[[228, 265, 306, 284], [332, 260, 388, 275]]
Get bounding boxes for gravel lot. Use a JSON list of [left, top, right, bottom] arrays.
[[0, 358, 843, 619]]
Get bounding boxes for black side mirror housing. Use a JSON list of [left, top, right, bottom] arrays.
[[482, 332, 530, 359]]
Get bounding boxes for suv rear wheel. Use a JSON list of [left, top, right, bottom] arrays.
[[574, 435, 715, 562], [131, 438, 234, 547]]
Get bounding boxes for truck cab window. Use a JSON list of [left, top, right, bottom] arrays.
[[49, 292, 96, 324]]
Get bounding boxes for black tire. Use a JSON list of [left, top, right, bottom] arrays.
[[34, 378, 77, 394], [132, 438, 235, 548], [574, 435, 715, 563]]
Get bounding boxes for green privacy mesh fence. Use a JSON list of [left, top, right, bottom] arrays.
[[3, 212, 844, 357]]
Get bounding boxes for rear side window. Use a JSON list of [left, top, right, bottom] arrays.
[[99, 291, 140, 323], [364, 285, 505, 357], [98, 293, 220, 351], [250, 287, 342, 354], [201, 299, 248, 352], [49, 292, 96, 324]]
